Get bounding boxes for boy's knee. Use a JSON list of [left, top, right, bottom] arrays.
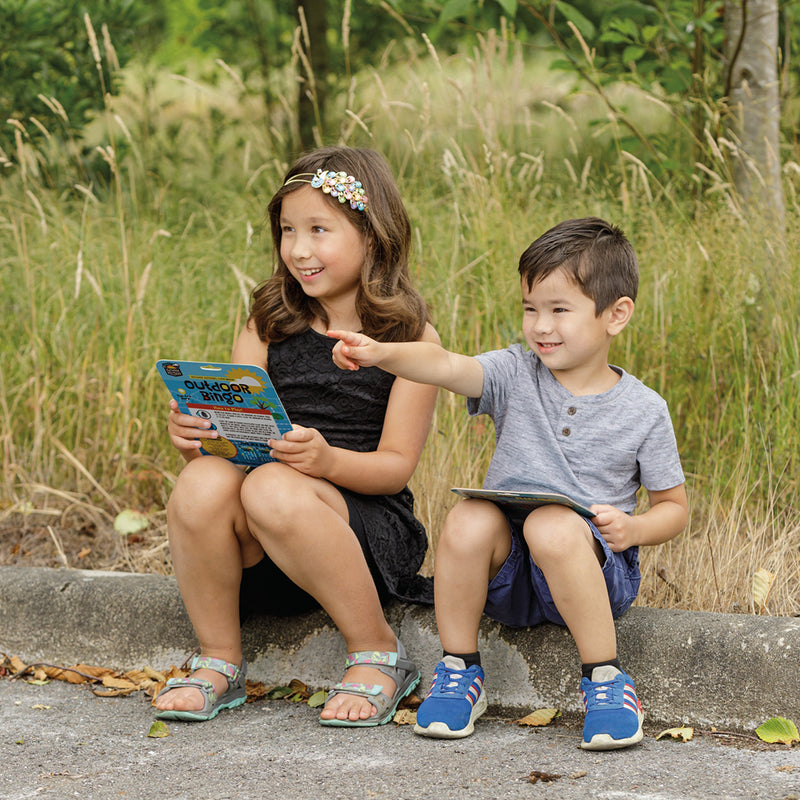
[[440, 499, 509, 554], [524, 506, 591, 562]]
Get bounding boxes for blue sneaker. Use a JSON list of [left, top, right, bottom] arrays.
[[580, 666, 644, 750], [414, 656, 487, 738]]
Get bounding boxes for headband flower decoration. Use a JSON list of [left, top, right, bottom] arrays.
[[284, 169, 368, 212]]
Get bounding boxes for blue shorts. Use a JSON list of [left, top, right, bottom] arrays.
[[484, 514, 641, 628]]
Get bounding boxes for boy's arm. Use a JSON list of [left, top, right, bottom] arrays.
[[590, 483, 689, 552], [328, 330, 484, 397]]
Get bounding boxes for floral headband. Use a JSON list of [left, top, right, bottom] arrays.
[[284, 169, 368, 212]]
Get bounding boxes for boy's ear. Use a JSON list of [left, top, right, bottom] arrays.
[[606, 296, 635, 335]]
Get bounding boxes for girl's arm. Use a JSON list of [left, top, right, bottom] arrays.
[[166, 321, 268, 462], [329, 329, 484, 398], [590, 483, 689, 552], [271, 324, 442, 495]]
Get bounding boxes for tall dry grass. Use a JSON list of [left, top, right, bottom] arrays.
[[1, 25, 798, 616]]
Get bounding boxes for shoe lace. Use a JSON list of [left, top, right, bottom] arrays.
[[584, 677, 622, 710], [431, 666, 474, 697]]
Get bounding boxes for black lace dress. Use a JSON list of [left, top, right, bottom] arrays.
[[267, 327, 433, 604]]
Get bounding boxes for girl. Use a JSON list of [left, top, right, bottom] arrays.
[[154, 146, 440, 726]]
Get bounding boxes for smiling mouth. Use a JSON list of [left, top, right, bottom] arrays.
[[298, 267, 324, 277]]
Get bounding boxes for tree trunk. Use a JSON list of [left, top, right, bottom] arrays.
[[296, 0, 328, 151], [723, 0, 785, 229]]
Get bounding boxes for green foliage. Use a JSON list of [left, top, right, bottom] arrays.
[[0, 0, 166, 158]]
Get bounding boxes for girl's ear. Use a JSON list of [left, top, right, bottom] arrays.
[[606, 296, 635, 335]]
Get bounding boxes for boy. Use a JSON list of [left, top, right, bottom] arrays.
[[329, 217, 688, 750]]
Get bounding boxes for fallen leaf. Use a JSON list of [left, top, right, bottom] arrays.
[[114, 509, 150, 535], [147, 720, 170, 738], [393, 709, 417, 725], [755, 717, 800, 745], [307, 690, 328, 709], [514, 708, 560, 727], [656, 726, 694, 742], [753, 568, 776, 613], [31, 704, 51, 710], [77, 547, 91, 559], [569, 771, 588, 779], [9, 656, 26, 674], [24, 678, 51, 686], [527, 770, 561, 784], [101, 675, 139, 690], [399, 693, 421, 710], [143, 665, 167, 683], [93, 686, 136, 697], [286, 678, 311, 702]]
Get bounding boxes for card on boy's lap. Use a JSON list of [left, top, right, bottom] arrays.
[[156, 360, 292, 466], [450, 487, 594, 518]]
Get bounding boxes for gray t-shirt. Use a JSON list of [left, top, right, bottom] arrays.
[[466, 344, 684, 514]]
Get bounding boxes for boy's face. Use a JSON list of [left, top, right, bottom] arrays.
[[521, 268, 620, 385]]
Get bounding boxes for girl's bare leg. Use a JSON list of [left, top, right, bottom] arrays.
[[241, 463, 398, 723], [524, 505, 617, 664], [154, 457, 263, 712], [433, 500, 512, 655]]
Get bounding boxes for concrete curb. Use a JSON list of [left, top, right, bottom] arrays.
[[1, 566, 797, 730]]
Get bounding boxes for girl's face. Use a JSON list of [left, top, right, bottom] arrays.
[[279, 185, 366, 314]]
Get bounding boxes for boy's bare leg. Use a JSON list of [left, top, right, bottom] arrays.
[[523, 505, 617, 663], [240, 464, 398, 723], [434, 500, 512, 655], [154, 458, 263, 712]]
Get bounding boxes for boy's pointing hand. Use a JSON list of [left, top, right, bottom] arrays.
[[328, 330, 380, 371]]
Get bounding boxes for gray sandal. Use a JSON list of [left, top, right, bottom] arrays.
[[319, 639, 420, 727], [155, 655, 247, 722]]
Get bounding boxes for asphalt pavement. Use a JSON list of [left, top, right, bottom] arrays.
[[1, 566, 799, 799]]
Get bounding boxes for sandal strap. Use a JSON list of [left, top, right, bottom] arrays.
[[344, 648, 416, 685], [190, 655, 242, 684], [331, 682, 383, 697], [161, 676, 218, 710]]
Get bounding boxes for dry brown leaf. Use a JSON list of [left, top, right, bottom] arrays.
[[398, 693, 422, 710], [514, 708, 560, 727], [656, 726, 694, 742], [143, 665, 167, 682], [93, 686, 136, 697], [753, 568, 776, 613], [527, 770, 562, 784], [101, 675, 138, 690], [393, 709, 417, 725], [245, 680, 268, 701], [42, 666, 67, 680], [9, 656, 27, 674], [148, 681, 167, 702]]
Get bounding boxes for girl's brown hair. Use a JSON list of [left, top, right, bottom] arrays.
[[250, 146, 429, 343]]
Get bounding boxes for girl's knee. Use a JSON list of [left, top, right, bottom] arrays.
[[168, 457, 244, 520], [240, 463, 314, 531]]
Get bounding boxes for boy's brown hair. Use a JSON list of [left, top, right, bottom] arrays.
[[518, 217, 638, 314]]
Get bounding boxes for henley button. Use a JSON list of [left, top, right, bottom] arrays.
[[562, 427, 571, 436]]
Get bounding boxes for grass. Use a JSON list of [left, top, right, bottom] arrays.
[[1, 29, 799, 617]]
